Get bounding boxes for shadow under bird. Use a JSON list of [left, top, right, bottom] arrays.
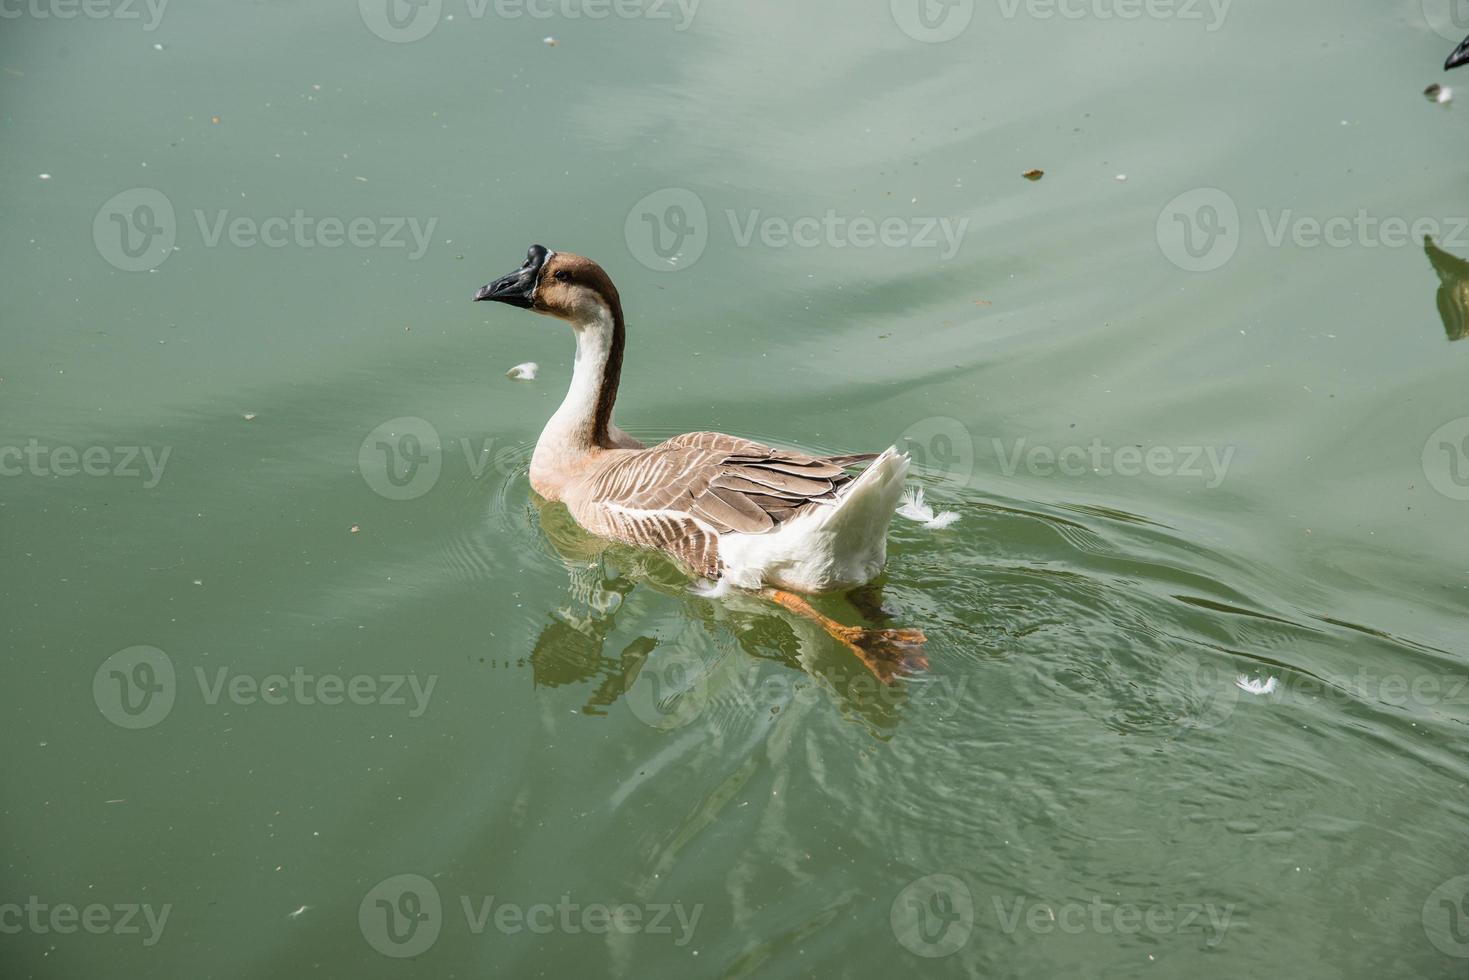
[[474, 245, 928, 682]]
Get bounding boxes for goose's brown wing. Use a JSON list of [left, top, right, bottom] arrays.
[[575, 432, 869, 577]]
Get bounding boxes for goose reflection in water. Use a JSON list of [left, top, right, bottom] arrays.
[[1425, 236, 1469, 342], [524, 495, 925, 732]]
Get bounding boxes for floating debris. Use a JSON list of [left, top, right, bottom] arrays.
[[1235, 675, 1279, 696], [506, 361, 539, 381], [1022, 169, 1044, 181], [350, 524, 361, 534], [1115, 174, 1128, 182], [211, 115, 221, 124], [1425, 83, 1453, 105], [242, 412, 256, 421], [542, 36, 559, 47], [37, 173, 50, 180], [897, 487, 959, 530], [691, 577, 733, 599]]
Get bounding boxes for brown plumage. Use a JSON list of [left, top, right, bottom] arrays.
[[570, 432, 871, 578], [473, 245, 927, 682]]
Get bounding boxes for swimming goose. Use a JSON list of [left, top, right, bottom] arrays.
[[1451, 35, 1469, 70], [474, 245, 926, 680]]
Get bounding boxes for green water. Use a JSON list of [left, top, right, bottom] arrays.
[[4, 1, 1469, 977]]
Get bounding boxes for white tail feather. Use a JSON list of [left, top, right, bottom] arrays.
[[718, 447, 911, 592]]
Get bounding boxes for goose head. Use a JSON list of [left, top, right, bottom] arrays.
[[474, 244, 621, 326], [1450, 35, 1469, 71]]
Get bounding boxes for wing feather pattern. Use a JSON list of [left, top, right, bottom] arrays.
[[571, 431, 877, 577]]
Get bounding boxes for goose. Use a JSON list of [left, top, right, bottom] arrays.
[[474, 245, 927, 681], [1451, 35, 1469, 70]]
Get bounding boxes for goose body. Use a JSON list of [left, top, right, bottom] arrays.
[[474, 245, 911, 595]]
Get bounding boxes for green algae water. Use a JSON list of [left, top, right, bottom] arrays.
[[3, 1, 1469, 977]]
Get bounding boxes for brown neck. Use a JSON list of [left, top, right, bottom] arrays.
[[591, 296, 625, 448], [536, 299, 625, 459]]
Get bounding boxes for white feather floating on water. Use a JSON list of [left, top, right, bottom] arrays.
[[505, 362, 538, 381], [896, 487, 959, 530], [690, 577, 733, 599], [1235, 675, 1278, 696]]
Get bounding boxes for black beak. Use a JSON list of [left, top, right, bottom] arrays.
[[1449, 36, 1469, 71], [474, 244, 550, 307]]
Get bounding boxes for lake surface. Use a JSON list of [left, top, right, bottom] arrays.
[[4, 1, 1469, 977]]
